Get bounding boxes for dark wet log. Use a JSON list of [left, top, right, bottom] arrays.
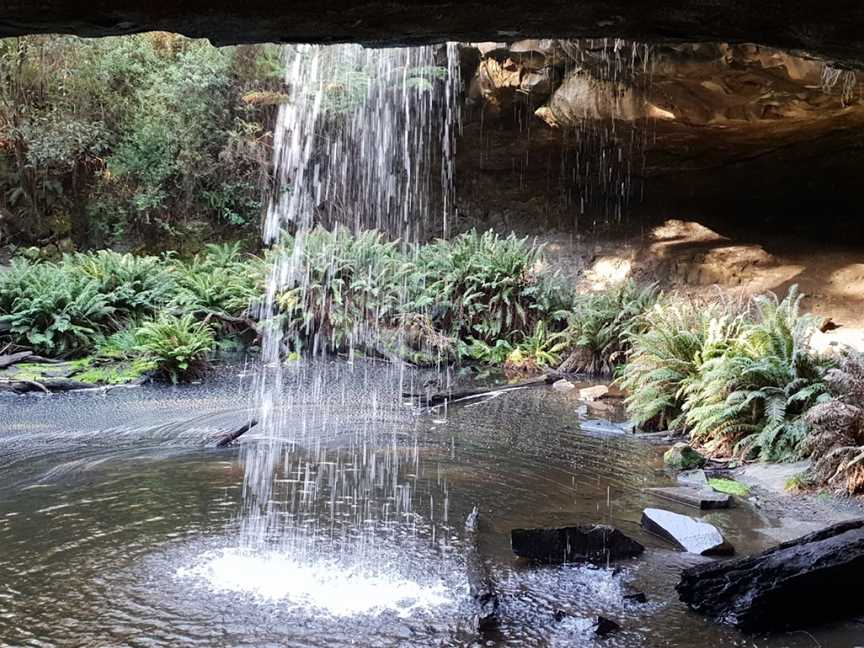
[[0, 351, 33, 369], [464, 507, 499, 634], [215, 418, 259, 447], [0, 378, 95, 393], [676, 519, 864, 630], [511, 524, 644, 564], [197, 309, 258, 332], [405, 372, 561, 407]]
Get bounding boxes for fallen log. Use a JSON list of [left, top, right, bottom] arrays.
[[22, 355, 63, 364], [0, 377, 96, 393], [511, 524, 644, 564], [464, 506, 499, 634], [0, 351, 33, 369], [215, 418, 259, 447], [676, 519, 864, 631], [405, 372, 562, 407]]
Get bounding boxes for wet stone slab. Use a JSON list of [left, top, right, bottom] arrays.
[[511, 524, 645, 564], [647, 486, 731, 510], [641, 507, 734, 556]]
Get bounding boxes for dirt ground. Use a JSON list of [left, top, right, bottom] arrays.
[[538, 218, 864, 352]]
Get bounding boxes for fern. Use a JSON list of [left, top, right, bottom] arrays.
[[682, 286, 829, 461], [135, 313, 215, 383]]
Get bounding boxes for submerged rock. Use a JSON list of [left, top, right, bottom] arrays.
[[592, 616, 621, 636], [641, 508, 734, 556], [511, 524, 644, 564], [622, 588, 647, 604], [663, 442, 706, 470], [552, 378, 575, 391], [677, 469, 709, 487], [648, 486, 731, 510], [677, 520, 864, 630], [578, 385, 609, 401]]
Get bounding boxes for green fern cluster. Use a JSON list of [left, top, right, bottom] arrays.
[[564, 281, 660, 374], [0, 244, 259, 379], [621, 286, 830, 461], [685, 287, 830, 460], [619, 299, 745, 431], [134, 313, 215, 383], [0, 259, 116, 354], [171, 242, 265, 316], [71, 250, 175, 319], [273, 228, 412, 352], [264, 227, 569, 360], [416, 229, 549, 343]]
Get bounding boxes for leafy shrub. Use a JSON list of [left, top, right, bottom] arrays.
[[804, 349, 864, 493], [619, 299, 744, 431], [562, 281, 660, 374], [416, 229, 548, 343], [135, 313, 215, 383], [683, 286, 829, 461], [0, 259, 115, 355]]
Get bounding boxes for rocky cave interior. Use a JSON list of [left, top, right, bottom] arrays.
[[5, 1, 864, 330]]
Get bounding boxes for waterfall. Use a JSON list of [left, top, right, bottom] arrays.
[[239, 43, 460, 555]]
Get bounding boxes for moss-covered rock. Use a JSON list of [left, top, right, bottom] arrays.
[[664, 442, 706, 471]]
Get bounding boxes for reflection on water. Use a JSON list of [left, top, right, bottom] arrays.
[[1, 361, 862, 647]]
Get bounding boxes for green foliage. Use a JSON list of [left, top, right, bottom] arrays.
[[0, 34, 270, 247], [681, 286, 830, 461], [620, 286, 833, 462], [618, 299, 745, 431], [0, 259, 115, 355], [274, 228, 412, 351], [416, 229, 549, 343], [171, 243, 263, 317], [135, 313, 215, 383], [0, 244, 258, 359], [565, 281, 660, 374], [71, 250, 174, 319]]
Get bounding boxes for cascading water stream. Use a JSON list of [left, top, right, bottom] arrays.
[[237, 43, 461, 570]]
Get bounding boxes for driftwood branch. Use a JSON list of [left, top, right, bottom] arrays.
[[0, 377, 95, 393], [215, 418, 259, 447], [464, 506, 499, 634], [196, 309, 258, 331], [0, 351, 34, 369], [405, 372, 562, 407]]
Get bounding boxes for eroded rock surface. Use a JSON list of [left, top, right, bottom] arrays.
[[455, 39, 864, 237], [7, 2, 864, 69]]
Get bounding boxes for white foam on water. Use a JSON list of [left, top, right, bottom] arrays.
[[176, 547, 455, 617]]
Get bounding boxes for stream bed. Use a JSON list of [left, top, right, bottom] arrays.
[[1, 360, 862, 647]]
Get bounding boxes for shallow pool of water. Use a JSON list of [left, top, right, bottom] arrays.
[[1, 361, 861, 647]]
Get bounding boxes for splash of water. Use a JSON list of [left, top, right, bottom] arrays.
[[177, 546, 455, 617]]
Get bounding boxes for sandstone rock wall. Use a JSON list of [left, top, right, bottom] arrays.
[[453, 39, 864, 240]]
